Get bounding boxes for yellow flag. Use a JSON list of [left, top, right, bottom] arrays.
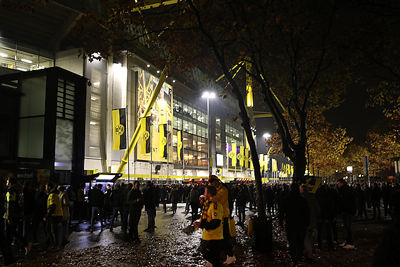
[[272, 158, 278, 172], [177, 130, 183, 161], [238, 146, 245, 167], [159, 124, 167, 158], [229, 143, 237, 167], [112, 108, 127, 150], [264, 154, 269, 171], [245, 148, 249, 169]]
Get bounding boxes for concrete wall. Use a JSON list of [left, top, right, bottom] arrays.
[[55, 49, 84, 76]]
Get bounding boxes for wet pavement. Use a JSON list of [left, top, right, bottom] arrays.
[[8, 204, 388, 267]]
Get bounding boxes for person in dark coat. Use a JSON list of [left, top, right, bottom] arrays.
[[109, 183, 123, 232], [143, 181, 157, 233], [170, 185, 179, 214], [316, 184, 336, 250], [381, 183, 392, 218], [121, 183, 132, 235], [236, 184, 248, 225], [279, 183, 310, 266], [301, 184, 320, 261], [188, 185, 200, 224], [372, 188, 400, 267], [355, 184, 368, 219], [337, 178, 356, 249], [127, 181, 144, 243], [371, 183, 382, 220], [89, 184, 104, 233], [160, 185, 168, 213]]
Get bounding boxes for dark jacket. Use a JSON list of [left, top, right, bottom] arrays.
[[143, 185, 157, 210], [279, 191, 310, 231], [236, 186, 249, 206], [127, 188, 144, 212], [316, 185, 337, 221], [89, 188, 104, 207], [337, 184, 356, 215], [110, 188, 123, 207]]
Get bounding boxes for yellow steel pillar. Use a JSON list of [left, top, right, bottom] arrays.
[[116, 66, 168, 174]]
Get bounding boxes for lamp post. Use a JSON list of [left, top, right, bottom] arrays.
[[263, 132, 271, 179], [346, 165, 353, 184], [202, 91, 216, 175]]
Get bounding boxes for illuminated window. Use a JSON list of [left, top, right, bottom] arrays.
[[0, 39, 53, 71]]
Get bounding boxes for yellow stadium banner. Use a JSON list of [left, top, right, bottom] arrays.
[[112, 108, 127, 150], [238, 146, 245, 167], [229, 143, 237, 167], [159, 124, 168, 158], [245, 58, 254, 108], [245, 148, 249, 169], [272, 158, 278, 172], [264, 154, 269, 171], [259, 154, 264, 172], [136, 69, 173, 162], [177, 130, 183, 161], [140, 117, 151, 153]]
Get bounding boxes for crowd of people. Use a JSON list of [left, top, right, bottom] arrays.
[[0, 173, 399, 266], [0, 178, 75, 265]]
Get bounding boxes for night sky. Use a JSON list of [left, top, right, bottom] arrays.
[[325, 86, 385, 143]]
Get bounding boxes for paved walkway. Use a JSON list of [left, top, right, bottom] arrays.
[[8, 204, 389, 266]]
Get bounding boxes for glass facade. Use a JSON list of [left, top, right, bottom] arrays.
[[0, 39, 53, 71], [173, 97, 208, 167], [87, 69, 103, 158], [216, 117, 222, 152], [17, 76, 46, 159], [226, 122, 243, 146]]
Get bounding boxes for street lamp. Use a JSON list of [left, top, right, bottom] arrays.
[[347, 166, 353, 183], [262, 132, 272, 179], [263, 132, 271, 140], [202, 91, 216, 174]]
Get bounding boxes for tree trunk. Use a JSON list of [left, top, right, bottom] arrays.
[[187, 0, 265, 218], [293, 146, 307, 184]]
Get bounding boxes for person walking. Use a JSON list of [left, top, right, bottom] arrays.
[[279, 183, 310, 267], [170, 185, 179, 215], [316, 184, 335, 250], [127, 181, 144, 243], [236, 184, 248, 225], [121, 183, 132, 235], [109, 183, 123, 232], [209, 175, 236, 265], [337, 178, 356, 249], [143, 181, 157, 233], [194, 185, 224, 267], [189, 184, 200, 224], [4, 178, 25, 251], [89, 184, 105, 233], [58, 186, 71, 246], [44, 183, 63, 250], [300, 184, 320, 262], [22, 181, 35, 255], [371, 183, 382, 220], [0, 176, 16, 265], [75, 185, 85, 223]]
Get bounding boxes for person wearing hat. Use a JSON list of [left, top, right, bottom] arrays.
[[208, 175, 236, 265]]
